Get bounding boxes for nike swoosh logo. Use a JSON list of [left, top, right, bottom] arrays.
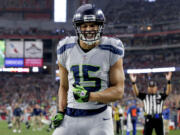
[[103, 118, 110, 121]]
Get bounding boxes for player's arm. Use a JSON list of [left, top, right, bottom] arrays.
[[165, 72, 172, 95], [129, 74, 139, 96], [51, 62, 68, 128], [89, 58, 125, 103], [58, 62, 68, 112]]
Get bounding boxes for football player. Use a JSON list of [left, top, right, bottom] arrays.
[[6, 104, 13, 129], [32, 104, 42, 131], [12, 103, 23, 133], [52, 4, 125, 135]]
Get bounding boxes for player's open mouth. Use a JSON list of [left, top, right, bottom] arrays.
[[84, 32, 96, 39], [86, 33, 94, 38]]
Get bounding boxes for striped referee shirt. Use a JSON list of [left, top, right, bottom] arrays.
[[138, 92, 167, 115]]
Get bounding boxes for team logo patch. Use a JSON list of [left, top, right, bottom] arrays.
[[80, 91, 86, 96], [103, 118, 110, 121]]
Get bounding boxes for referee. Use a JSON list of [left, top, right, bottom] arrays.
[[129, 72, 172, 135]]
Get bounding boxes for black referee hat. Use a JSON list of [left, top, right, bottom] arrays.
[[148, 80, 157, 87]]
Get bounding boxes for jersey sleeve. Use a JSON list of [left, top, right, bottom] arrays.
[[110, 38, 124, 66], [57, 38, 67, 68], [137, 92, 146, 100], [161, 93, 168, 100]]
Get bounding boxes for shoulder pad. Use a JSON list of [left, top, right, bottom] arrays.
[[57, 36, 77, 49], [101, 36, 124, 49]]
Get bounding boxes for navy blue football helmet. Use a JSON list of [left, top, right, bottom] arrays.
[[73, 4, 105, 45]]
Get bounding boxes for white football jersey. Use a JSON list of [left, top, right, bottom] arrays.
[[7, 106, 13, 117], [57, 36, 124, 109]]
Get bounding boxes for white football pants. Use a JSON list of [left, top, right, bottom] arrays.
[[52, 108, 114, 135]]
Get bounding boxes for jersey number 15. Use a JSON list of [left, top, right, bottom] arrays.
[[71, 65, 101, 92]]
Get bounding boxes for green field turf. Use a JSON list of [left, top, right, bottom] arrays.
[[0, 120, 179, 135], [0, 120, 53, 135]]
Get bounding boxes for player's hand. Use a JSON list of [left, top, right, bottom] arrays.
[[129, 73, 137, 82], [72, 84, 90, 103], [165, 72, 172, 81], [51, 112, 64, 128]]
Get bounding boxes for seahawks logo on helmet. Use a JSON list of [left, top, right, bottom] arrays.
[[73, 4, 105, 45]]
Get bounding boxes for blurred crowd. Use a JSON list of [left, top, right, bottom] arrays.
[[0, 0, 179, 38], [0, 74, 58, 107], [0, 0, 50, 10], [105, 0, 180, 25], [124, 48, 180, 69], [0, 27, 71, 36]]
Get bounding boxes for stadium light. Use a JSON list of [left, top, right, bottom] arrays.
[[146, 0, 156, 2], [43, 65, 47, 69], [32, 67, 39, 72], [152, 67, 175, 73], [127, 68, 152, 74], [147, 26, 152, 31], [127, 67, 176, 74], [54, 0, 67, 22]]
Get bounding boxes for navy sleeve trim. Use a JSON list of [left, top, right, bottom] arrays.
[[57, 43, 76, 54], [99, 44, 123, 55]]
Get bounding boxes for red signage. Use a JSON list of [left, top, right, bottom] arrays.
[[24, 59, 43, 67]]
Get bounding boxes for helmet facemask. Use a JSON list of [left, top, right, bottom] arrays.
[[75, 23, 104, 45]]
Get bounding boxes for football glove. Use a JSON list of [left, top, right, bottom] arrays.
[[72, 84, 90, 103], [51, 112, 64, 128]]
